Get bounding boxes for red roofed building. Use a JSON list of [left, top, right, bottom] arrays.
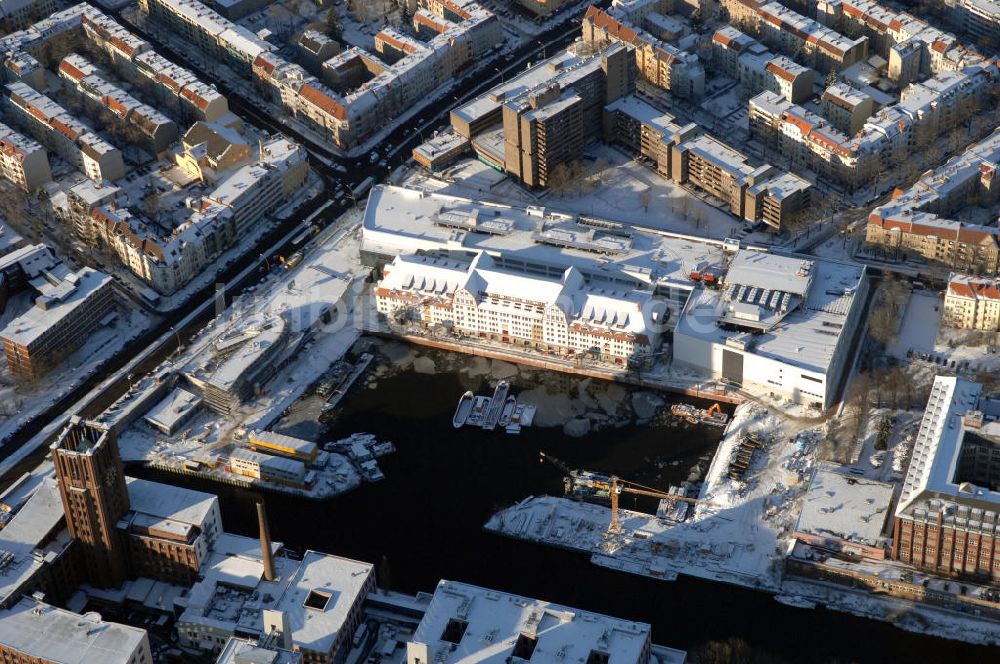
[[944, 273, 1000, 330]]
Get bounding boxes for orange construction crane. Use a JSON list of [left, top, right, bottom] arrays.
[[538, 452, 698, 532], [608, 477, 698, 533]]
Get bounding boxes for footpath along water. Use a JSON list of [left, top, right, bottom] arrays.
[[131, 351, 996, 663]]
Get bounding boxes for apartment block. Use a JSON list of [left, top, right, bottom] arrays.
[[59, 53, 178, 156], [602, 94, 696, 178], [297, 29, 341, 71], [866, 128, 1000, 275], [83, 137, 305, 294], [1, 263, 114, 380], [817, 0, 980, 86], [748, 53, 998, 188], [0, 4, 230, 125], [582, 5, 705, 99], [721, 0, 867, 73], [712, 25, 815, 102], [0, 121, 50, 190], [376, 251, 662, 364], [0, 0, 57, 31], [140, 0, 274, 72], [943, 273, 1000, 331], [892, 377, 1000, 582], [671, 133, 767, 218], [452, 42, 632, 188], [955, 0, 1000, 47], [820, 82, 874, 135], [745, 171, 812, 230], [6, 82, 125, 182], [148, 0, 499, 149], [711, 25, 760, 78]]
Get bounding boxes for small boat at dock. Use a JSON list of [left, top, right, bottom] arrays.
[[498, 396, 517, 428], [465, 396, 492, 427], [453, 391, 474, 428], [481, 381, 511, 431]]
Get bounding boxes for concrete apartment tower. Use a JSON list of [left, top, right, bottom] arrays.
[[52, 417, 130, 589]]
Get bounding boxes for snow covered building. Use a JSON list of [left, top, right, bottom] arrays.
[[376, 251, 663, 364], [188, 313, 288, 415], [229, 448, 308, 486], [602, 94, 695, 179], [819, 83, 874, 136], [406, 580, 678, 664], [943, 273, 1000, 331], [816, 0, 979, 86], [892, 376, 1000, 582], [5, 82, 126, 183], [178, 543, 373, 663], [120, 477, 223, 585], [748, 48, 999, 188], [0, 121, 50, 191], [673, 250, 867, 410], [582, 5, 704, 99], [0, 260, 114, 380], [83, 136, 306, 294], [793, 463, 894, 558], [451, 41, 633, 188], [866, 127, 1000, 276], [0, 0, 57, 31], [228, 0, 499, 149], [0, 597, 151, 664], [361, 185, 724, 295], [58, 53, 178, 156], [720, 0, 867, 73]]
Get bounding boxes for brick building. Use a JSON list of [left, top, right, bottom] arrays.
[[892, 376, 1000, 582]]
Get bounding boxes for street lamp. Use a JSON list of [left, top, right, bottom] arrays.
[[259, 253, 271, 272], [493, 66, 504, 84], [169, 325, 182, 350]]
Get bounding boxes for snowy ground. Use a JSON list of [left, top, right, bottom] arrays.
[[0, 300, 151, 445], [486, 403, 823, 591], [887, 290, 999, 377], [405, 148, 767, 242]]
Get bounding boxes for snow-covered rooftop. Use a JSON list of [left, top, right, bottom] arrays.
[[272, 551, 373, 655], [0, 598, 147, 664], [0, 474, 66, 606], [362, 185, 724, 290], [897, 376, 999, 516], [410, 580, 651, 664], [143, 387, 202, 433], [725, 251, 814, 296], [675, 252, 864, 374], [795, 464, 893, 548], [125, 476, 218, 530], [0, 267, 112, 348]]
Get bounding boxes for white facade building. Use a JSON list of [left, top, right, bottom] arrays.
[[673, 250, 867, 410], [376, 252, 663, 364], [943, 273, 1000, 331]]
